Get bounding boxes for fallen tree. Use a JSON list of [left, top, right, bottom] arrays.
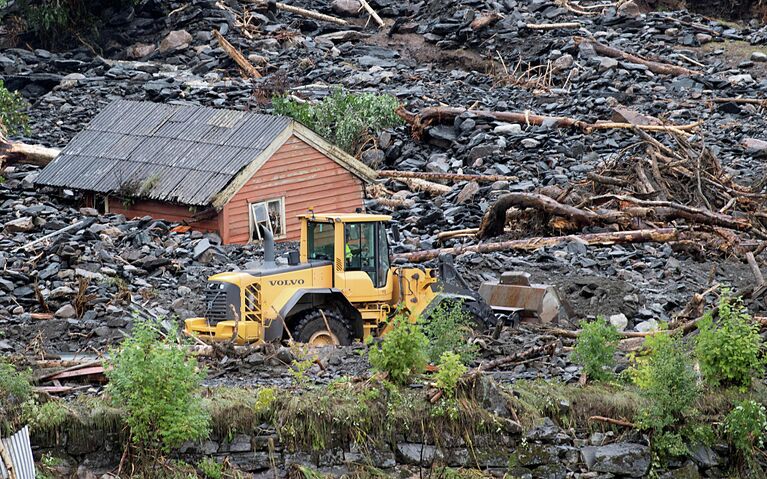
[[396, 228, 681, 263], [377, 170, 518, 183], [395, 106, 702, 140], [1, 141, 60, 166], [573, 37, 699, 76]]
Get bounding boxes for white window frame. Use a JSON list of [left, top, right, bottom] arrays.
[[249, 197, 287, 242]]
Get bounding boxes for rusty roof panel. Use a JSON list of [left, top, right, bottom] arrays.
[[35, 100, 293, 206]]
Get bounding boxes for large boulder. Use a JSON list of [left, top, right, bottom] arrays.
[[581, 443, 651, 477]]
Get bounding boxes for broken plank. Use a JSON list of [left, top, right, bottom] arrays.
[[43, 366, 105, 381]]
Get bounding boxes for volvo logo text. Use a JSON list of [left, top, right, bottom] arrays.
[[269, 279, 305, 286]]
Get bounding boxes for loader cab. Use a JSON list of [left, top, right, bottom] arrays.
[[299, 213, 394, 303]]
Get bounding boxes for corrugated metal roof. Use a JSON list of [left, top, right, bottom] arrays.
[[0, 426, 35, 479], [35, 100, 292, 206]]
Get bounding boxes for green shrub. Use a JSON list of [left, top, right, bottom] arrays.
[[22, 399, 69, 433], [105, 320, 210, 455], [434, 352, 467, 399], [420, 301, 479, 365], [630, 333, 699, 459], [0, 359, 32, 434], [273, 88, 402, 156], [197, 457, 223, 479], [0, 80, 29, 136], [368, 315, 428, 384], [572, 316, 620, 381], [695, 292, 764, 390], [724, 400, 767, 456]]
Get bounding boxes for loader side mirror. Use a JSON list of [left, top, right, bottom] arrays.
[[390, 224, 400, 243]]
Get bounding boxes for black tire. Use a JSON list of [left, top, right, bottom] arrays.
[[292, 308, 354, 346], [463, 298, 498, 332]]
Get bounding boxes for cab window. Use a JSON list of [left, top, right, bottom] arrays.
[[307, 221, 334, 261], [345, 222, 389, 288]]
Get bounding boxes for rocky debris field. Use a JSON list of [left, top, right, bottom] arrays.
[[2, 0, 767, 382]]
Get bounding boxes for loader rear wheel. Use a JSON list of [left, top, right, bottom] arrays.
[[293, 309, 353, 346]]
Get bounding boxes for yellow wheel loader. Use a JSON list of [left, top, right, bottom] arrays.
[[184, 213, 495, 345]]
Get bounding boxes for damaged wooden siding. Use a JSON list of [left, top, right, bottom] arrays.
[[222, 135, 365, 244], [109, 199, 220, 232]]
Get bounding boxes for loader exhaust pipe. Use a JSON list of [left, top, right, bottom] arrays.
[[261, 225, 275, 265]]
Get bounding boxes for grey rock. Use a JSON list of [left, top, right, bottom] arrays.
[[331, 0, 362, 15], [609, 313, 628, 331], [494, 123, 523, 135], [752, 52, 767, 62], [159, 30, 192, 53], [581, 443, 650, 477], [4, 217, 34, 233], [396, 442, 436, 466], [516, 444, 559, 466], [526, 417, 561, 442], [689, 444, 720, 468], [634, 318, 658, 333], [55, 304, 77, 318]]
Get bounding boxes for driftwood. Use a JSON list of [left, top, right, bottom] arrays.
[[396, 106, 701, 140], [396, 228, 680, 263], [1, 141, 60, 166], [212, 30, 262, 79], [394, 177, 451, 195], [358, 0, 385, 27], [477, 341, 558, 371], [573, 37, 699, 76], [378, 170, 518, 183]]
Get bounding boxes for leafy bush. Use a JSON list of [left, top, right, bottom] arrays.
[[630, 333, 699, 458], [273, 88, 402, 156], [420, 301, 479, 365], [105, 320, 210, 454], [22, 399, 68, 432], [0, 359, 32, 434], [368, 315, 428, 384], [724, 400, 767, 456], [695, 292, 764, 390], [572, 316, 620, 381], [0, 80, 29, 136], [434, 352, 467, 399]]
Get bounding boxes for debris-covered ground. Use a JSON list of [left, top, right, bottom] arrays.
[[3, 0, 767, 477]]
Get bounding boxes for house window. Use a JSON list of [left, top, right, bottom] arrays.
[[94, 195, 109, 214], [250, 197, 286, 241]]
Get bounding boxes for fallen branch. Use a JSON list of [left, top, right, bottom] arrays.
[[212, 30, 262, 79], [358, 0, 385, 27], [588, 416, 635, 428], [591, 194, 752, 231], [276, 1, 348, 25], [574, 37, 699, 76], [396, 228, 680, 263], [525, 22, 581, 29], [477, 341, 558, 371], [711, 97, 767, 107], [378, 170, 518, 183]]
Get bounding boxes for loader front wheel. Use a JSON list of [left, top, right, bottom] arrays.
[[293, 309, 353, 346]]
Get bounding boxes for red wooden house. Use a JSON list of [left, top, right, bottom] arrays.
[[35, 100, 377, 243]]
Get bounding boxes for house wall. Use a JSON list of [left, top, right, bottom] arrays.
[[107, 198, 220, 232], [222, 135, 365, 244]]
